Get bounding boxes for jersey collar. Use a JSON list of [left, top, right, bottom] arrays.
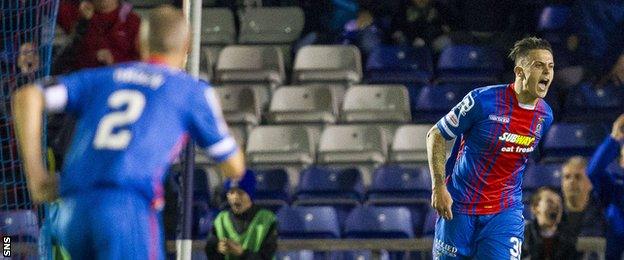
[[509, 83, 538, 111]]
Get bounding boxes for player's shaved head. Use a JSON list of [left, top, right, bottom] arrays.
[[508, 37, 553, 66], [141, 5, 190, 55]]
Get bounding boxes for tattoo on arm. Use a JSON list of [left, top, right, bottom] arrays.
[[427, 126, 447, 189]]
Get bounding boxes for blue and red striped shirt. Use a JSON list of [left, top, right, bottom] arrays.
[[436, 83, 553, 215]]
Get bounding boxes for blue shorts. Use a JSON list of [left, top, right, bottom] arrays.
[[56, 189, 164, 260], [433, 208, 524, 259]]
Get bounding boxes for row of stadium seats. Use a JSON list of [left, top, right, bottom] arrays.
[[189, 162, 564, 206], [195, 123, 608, 182]]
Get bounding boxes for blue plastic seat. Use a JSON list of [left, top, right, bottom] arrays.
[[295, 166, 364, 202], [368, 165, 431, 202], [254, 168, 290, 210], [542, 123, 607, 160], [344, 206, 414, 238], [0, 210, 39, 242], [412, 84, 472, 123], [277, 206, 341, 239], [436, 45, 503, 84], [276, 250, 315, 260], [563, 83, 624, 122], [523, 163, 562, 191], [538, 5, 571, 32], [366, 45, 433, 84]]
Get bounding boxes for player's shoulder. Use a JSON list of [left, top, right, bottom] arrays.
[[470, 84, 509, 97], [537, 98, 554, 119]]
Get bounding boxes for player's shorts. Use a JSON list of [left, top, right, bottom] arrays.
[[56, 189, 164, 260], [433, 208, 524, 259]]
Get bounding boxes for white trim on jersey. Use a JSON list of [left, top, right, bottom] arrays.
[[439, 117, 457, 139], [44, 84, 68, 112], [206, 136, 237, 159]]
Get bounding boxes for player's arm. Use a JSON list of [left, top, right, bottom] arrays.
[[189, 85, 245, 181], [587, 114, 624, 197], [11, 85, 58, 203], [427, 90, 481, 220], [427, 125, 453, 220]]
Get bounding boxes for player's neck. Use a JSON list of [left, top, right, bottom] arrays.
[[146, 54, 184, 69], [512, 80, 539, 107]]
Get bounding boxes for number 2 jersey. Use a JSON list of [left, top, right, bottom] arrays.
[[436, 83, 553, 215], [41, 61, 238, 208]]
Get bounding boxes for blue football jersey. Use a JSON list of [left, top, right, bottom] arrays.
[[435, 84, 553, 215], [42, 61, 237, 207]]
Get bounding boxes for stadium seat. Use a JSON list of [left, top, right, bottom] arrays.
[[214, 86, 261, 126], [246, 126, 315, 186], [276, 250, 315, 260], [317, 125, 387, 184], [238, 7, 304, 44], [341, 85, 411, 123], [200, 8, 236, 45], [523, 163, 562, 192], [193, 168, 211, 203], [542, 123, 607, 161], [390, 124, 432, 164], [365, 45, 434, 84], [277, 206, 341, 239], [0, 210, 39, 242], [412, 84, 471, 123], [254, 168, 290, 211], [537, 5, 571, 33], [295, 166, 364, 202], [293, 45, 362, 85], [562, 83, 624, 122], [436, 45, 503, 84], [268, 85, 338, 124], [367, 165, 431, 203], [366, 165, 431, 237], [215, 45, 285, 86], [344, 206, 414, 238]]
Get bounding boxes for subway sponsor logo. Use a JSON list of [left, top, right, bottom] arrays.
[[498, 132, 535, 146]]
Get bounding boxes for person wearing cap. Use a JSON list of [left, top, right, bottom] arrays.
[[205, 170, 278, 260]]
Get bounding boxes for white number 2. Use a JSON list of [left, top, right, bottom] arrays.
[[93, 90, 146, 150], [509, 236, 522, 260]]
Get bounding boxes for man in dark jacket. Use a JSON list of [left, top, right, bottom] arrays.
[[522, 187, 585, 260], [205, 170, 278, 260]]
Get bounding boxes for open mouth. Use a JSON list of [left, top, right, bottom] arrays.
[[538, 79, 549, 90]]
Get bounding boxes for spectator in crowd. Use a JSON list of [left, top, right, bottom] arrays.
[[587, 114, 624, 259], [561, 156, 606, 236], [570, 0, 624, 86], [522, 187, 586, 259], [205, 170, 278, 260], [340, 4, 385, 60], [53, 0, 141, 74], [390, 0, 450, 52], [436, 0, 535, 59]]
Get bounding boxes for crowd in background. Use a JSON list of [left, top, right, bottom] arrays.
[[2, 0, 624, 258]]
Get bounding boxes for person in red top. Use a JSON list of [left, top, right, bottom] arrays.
[[54, 0, 141, 73]]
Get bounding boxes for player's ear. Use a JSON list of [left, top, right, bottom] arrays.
[[514, 65, 524, 79]]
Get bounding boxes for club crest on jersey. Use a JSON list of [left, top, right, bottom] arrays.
[[535, 117, 545, 137], [488, 114, 510, 124]]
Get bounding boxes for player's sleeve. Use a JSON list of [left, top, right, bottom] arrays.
[[187, 83, 238, 163], [38, 70, 95, 114], [435, 90, 483, 140]]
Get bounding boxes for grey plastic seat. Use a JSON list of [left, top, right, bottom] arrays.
[[201, 8, 236, 45], [341, 85, 411, 123], [246, 125, 316, 186], [318, 125, 386, 184], [390, 124, 433, 164], [215, 45, 285, 86], [268, 86, 338, 124], [214, 86, 261, 126], [293, 45, 362, 84], [238, 7, 304, 44]]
